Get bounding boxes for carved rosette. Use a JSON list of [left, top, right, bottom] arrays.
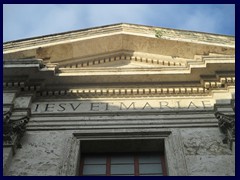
[[215, 111, 235, 150]]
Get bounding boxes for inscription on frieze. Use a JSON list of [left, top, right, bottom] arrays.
[[31, 99, 214, 114]]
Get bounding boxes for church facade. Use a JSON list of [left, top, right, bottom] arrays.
[[3, 23, 235, 176]]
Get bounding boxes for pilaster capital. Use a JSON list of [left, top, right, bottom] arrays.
[[214, 102, 235, 150]]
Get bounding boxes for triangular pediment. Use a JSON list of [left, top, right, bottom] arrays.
[[3, 23, 235, 85], [3, 23, 234, 65], [54, 51, 234, 78], [56, 51, 186, 70], [89, 60, 158, 68]]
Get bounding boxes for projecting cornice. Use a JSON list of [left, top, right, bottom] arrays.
[[3, 23, 235, 51], [3, 58, 235, 98], [54, 52, 234, 75], [3, 23, 235, 63], [3, 23, 235, 98]]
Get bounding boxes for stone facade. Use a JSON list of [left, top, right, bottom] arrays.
[[3, 23, 235, 176]]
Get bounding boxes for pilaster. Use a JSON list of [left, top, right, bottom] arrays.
[[3, 88, 35, 175]]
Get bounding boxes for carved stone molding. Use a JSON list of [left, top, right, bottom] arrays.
[[56, 54, 234, 76], [203, 76, 235, 89], [3, 23, 234, 53], [57, 129, 188, 176], [3, 110, 30, 153], [35, 81, 234, 98], [3, 80, 42, 93], [57, 53, 185, 69], [36, 86, 208, 98], [215, 107, 235, 150], [3, 92, 33, 154], [3, 73, 235, 98], [3, 59, 45, 68], [3, 58, 235, 99], [57, 136, 80, 176]]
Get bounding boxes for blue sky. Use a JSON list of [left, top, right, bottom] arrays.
[[3, 4, 235, 42]]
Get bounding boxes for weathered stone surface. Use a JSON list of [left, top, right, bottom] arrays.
[[3, 147, 13, 175], [14, 96, 32, 108], [3, 93, 16, 105], [186, 155, 235, 176], [181, 128, 234, 176], [165, 129, 188, 176], [181, 128, 233, 155], [7, 131, 72, 176]]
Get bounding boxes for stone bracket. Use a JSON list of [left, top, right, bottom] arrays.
[[3, 93, 33, 154], [214, 101, 235, 150]]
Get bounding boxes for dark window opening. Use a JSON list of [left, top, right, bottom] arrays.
[[78, 139, 167, 176], [79, 152, 167, 176]]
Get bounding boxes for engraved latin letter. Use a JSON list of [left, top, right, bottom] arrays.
[[57, 103, 66, 112], [119, 102, 136, 110], [104, 102, 113, 111], [142, 102, 154, 109], [188, 101, 198, 109], [202, 100, 212, 109], [33, 104, 40, 112], [45, 103, 55, 112], [176, 101, 181, 108], [159, 101, 172, 109], [70, 103, 82, 111], [91, 103, 100, 111]]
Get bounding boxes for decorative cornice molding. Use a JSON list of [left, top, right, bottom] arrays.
[[203, 76, 235, 89], [35, 84, 235, 98], [3, 66, 235, 98], [57, 53, 185, 69], [3, 23, 234, 53], [3, 55, 235, 98], [54, 53, 234, 70], [3, 81, 41, 92], [35, 73, 234, 97], [3, 59, 44, 66], [54, 54, 234, 77], [36, 87, 207, 98]]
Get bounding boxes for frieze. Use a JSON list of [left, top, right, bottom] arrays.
[[31, 99, 214, 114]]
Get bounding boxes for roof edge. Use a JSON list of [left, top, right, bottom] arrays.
[[3, 23, 234, 44], [3, 23, 235, 54]]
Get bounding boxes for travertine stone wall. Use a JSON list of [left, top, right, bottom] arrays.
[[181, 128, 235, 176], [3, 148, 13, 176], [7, 131, 71, 176], [6, 127, 235, 176]]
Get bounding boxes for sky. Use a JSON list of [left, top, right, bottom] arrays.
[[3, 4, 235, 42]]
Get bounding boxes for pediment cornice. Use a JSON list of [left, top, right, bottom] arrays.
[[3, 24, 235, 63], [3, 61, 235, 98], [3, 52, 235, 87], [56, 51, 185, 70], [54, 52, 234, 74], [3, 23, 235, 99], [3, 23, 235, 52]]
